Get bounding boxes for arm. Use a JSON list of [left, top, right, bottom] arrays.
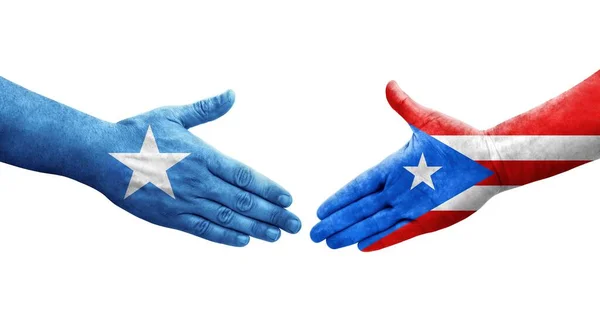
[[311, 70, 600, 251], [0, 77, 302, 246], [482, 71, 600, 186], [0, 77, 115, 183]]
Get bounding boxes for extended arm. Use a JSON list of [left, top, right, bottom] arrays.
[[0, 77, 114, 183], [0, 77, 302, 246], [481, 71, 600, 186], [312, 70, 600, 251]]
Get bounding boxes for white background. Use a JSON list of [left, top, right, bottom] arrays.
[[1, 1, 599, 325]]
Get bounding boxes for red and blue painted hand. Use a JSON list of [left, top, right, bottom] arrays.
[[311, 71, 600, 251]]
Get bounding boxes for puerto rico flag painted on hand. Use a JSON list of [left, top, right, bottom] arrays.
[[311, 71, 600, 252], [363, 71, 600, 252]]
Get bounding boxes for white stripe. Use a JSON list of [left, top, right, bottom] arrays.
[[433, 135, 600, 161], [433, 186, 515, 211]]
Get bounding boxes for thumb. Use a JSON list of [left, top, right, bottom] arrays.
[[385, 81, 433, 127], [173, 90, 235, 129]]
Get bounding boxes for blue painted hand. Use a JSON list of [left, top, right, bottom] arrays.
[[105, 91, 302, 246], [0, 78, 301, 247]]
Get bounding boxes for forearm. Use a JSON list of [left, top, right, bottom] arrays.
[[483, 70, 600, 186], [0, 77, 115, 183], [488, 70, 600, 135]]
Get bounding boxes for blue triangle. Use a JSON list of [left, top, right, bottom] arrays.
[[358, 126, 493, 249]]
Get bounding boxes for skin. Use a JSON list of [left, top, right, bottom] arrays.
[[312, 72, 600, 252], [311, 82, 490, 251], [0, 77, 301, 247], [311, 125, 491, 250]]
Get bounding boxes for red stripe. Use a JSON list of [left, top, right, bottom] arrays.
[[487, 71, 600, 136], [375, 71, 600, 253], [406, 71, 600, 136], [362, 211, 475, 252], [476, 160, 589, 186], [363, 160, 591, 252]]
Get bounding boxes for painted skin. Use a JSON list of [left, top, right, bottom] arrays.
[[0, 77, 301, 247], [313, 71, 600, 252]]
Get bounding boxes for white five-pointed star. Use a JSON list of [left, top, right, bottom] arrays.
[[404, 153, 442, 190], [110, 126, 190, 199]]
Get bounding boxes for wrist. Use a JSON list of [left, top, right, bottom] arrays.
[[57, 118, 120, 185]]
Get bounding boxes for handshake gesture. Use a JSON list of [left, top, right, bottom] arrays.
[[313, 77, 600, 251], [1, 71, 599, 252]]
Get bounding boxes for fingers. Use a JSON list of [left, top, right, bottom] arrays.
[[172, 90, 235, 129], [385, 81, 432, 127], [310, 192, 386, 243], [357, 220, 413, 252], [325, 208, 404, 249], [316, 167, 384, 219], [208, 154, 293, 207], [193, 198, 283, 242], [207, 180, 302, 234], [358, 210, 475, 252], [177, 213, 250, 247]]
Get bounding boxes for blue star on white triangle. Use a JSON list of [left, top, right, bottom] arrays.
[[110, 126, 190, 199], [404, 153, 442, 190]]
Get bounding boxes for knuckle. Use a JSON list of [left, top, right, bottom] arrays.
[[207, 155, 222, 174], [201, 180, 220, 198], [234, 166, 254, 187], [163, 107, 181, 124], [269, 207, 283, 226], [217, 206, 234, 225], [202, 184, 217, 198], [249, 220, 262, 236], [262, 185, 275, 199], [192, 219, 211, 237], [235, 191, 254, 212], [192, 100, 210, 120]]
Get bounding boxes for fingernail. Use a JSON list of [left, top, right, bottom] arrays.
[[285, 219, 301, 233], [266, 228, 281, 241], [278, 194, 292, 207], [236, 235, 249, 246], [218, 89, 234, 104], [225, 89, 235, 102]]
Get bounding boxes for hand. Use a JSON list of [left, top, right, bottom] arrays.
[[312, 72, 600, 252], [310, 81, 495, 251], [79, 91, 301, 247]]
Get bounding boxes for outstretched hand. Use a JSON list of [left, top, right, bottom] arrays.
[[87, 91, 301, 246], [312, 72, 600, 252], [311, 82, 495, 251]]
